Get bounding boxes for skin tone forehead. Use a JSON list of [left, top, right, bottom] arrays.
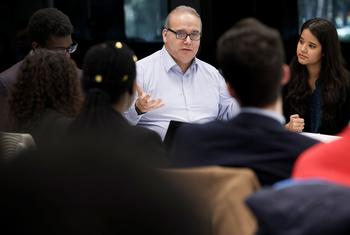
[[300, 29, 320, 46], [168, 11, 202, 32], [46, 35, 73, 48]]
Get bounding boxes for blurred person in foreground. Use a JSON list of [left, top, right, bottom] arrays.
[[69, 41, 166, 166]]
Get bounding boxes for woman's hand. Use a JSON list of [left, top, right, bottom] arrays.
[[285, 114, 305, 132]]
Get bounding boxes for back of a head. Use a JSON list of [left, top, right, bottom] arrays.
[[10, 49, 82, 128], [82, 41, 136, 103], [69, 41, 136, 134], [217, 18, 285, 107], [28, 8, 73, 46]]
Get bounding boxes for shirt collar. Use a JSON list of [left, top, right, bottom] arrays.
[[161, 46, 198, 73], [240, 107, 286, 124]]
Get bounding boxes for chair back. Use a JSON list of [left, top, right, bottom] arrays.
[[0, 132, 36, 160], [160, 166, 260, 235]]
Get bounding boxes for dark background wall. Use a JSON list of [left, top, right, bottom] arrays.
[[1, 0, 349, 72]]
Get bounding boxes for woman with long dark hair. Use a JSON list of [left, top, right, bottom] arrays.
[[69, 41, 166, 165], [284, 18, 350, 135]]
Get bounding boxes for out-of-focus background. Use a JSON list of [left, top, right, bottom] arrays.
[[2, 0, 350, 71]]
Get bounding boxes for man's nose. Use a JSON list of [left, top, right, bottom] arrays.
[[184, 35, 192, 43]]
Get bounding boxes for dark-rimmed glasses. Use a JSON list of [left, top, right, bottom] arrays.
[[48, 41, 78, 54], [166, 28, 201, 41]]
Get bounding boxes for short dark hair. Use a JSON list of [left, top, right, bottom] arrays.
[[27, 8, 74, 46], [217, 18, 285, 107]]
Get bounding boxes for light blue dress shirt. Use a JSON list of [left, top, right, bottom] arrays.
[[124, 46, 240, 140]]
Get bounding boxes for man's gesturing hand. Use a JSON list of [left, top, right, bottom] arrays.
[[135, 84, 164, 115]]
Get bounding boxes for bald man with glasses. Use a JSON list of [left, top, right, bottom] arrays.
[[0, 8, 80, 131], [124, 5, 239, 141]]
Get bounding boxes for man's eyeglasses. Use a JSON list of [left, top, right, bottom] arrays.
[[166, 28, 201, 41], [49, 41, 78, 54]]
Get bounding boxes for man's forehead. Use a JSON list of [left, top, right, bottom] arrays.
[[46, 35, 73, 48], [169, 12, 201, 30]]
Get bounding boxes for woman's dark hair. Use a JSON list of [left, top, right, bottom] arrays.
[[9, 49, 82, 130], [284, 18, 350, 128], [82, 41, 136, 101], [27, 8, 74, 46], [70, 41, 136, 132]]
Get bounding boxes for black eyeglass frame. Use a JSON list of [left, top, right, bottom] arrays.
[[165, 28, 201, 41]]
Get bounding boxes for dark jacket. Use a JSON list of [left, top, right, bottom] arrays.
[[246, 180, 350, 235], [283, 80, 350, 135], [69, 107, 167, 167], [0, 60, 23, 131], [169, 112, 319, 186], [27, 109, 74, 148]]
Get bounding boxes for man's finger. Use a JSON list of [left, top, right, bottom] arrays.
[[136, 84, 145, 97], [148, 100, 164, 110], [141, 95, 151, 103]]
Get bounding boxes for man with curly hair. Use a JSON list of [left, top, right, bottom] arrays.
[[0, 8, 79, 131]]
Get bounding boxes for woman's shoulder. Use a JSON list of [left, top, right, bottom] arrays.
[[31, 109, 74, 147], [39, 109, 73, 128]]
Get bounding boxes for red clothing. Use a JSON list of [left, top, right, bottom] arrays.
[[292, 125, 350, 187]]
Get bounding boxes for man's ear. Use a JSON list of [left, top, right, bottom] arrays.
[[162, 28, 168, 43], [281, 64, 290, 86]]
